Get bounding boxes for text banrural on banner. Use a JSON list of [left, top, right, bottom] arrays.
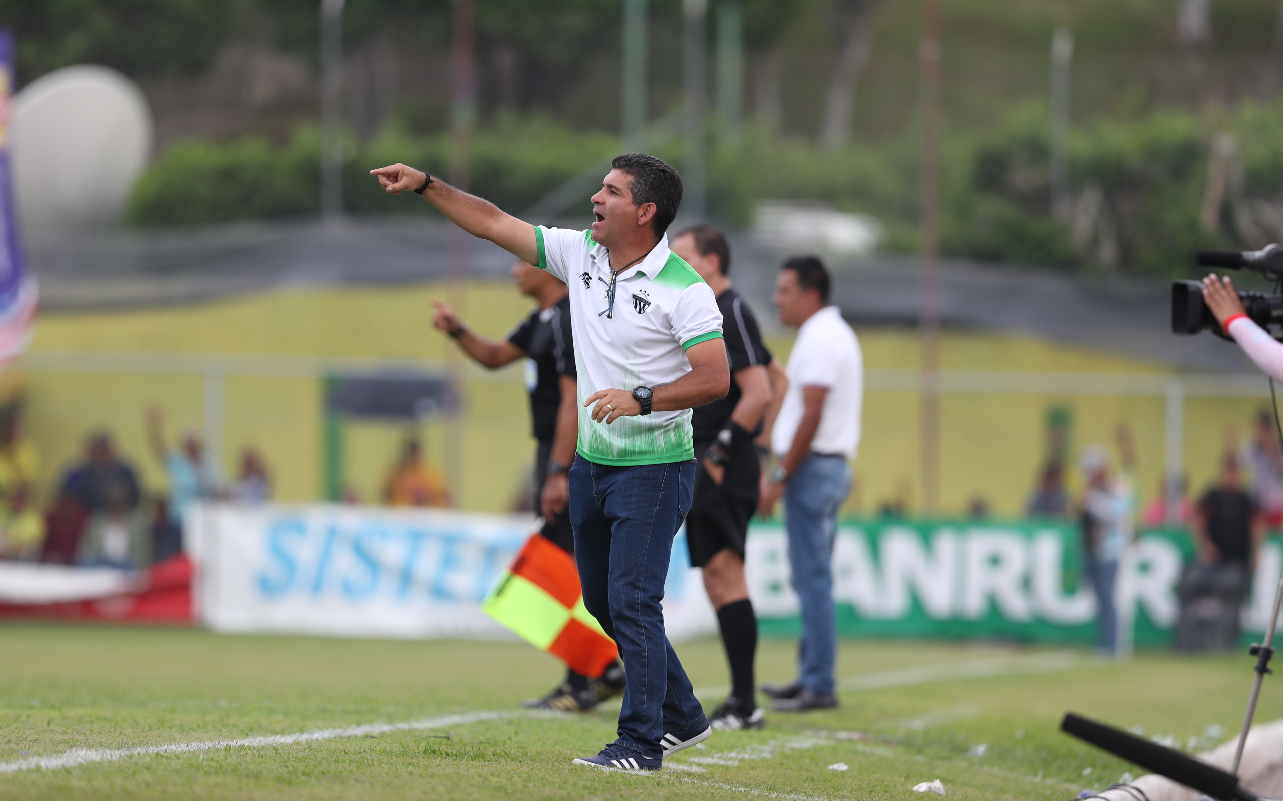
[[187, 504, 1283, 644]]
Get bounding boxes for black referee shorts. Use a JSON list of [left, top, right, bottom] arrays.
[[686, 436, 761, 568], [534, 439, 575, 554]]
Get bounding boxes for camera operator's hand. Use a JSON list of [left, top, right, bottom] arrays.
[[1203, 271, 1283, 384], [1201, 273, 1247, 328]]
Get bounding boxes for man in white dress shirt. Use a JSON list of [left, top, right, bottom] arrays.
[[758, 256, 862, 712]]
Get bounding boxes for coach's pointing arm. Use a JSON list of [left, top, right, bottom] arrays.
[[370, 163, 540, 267]]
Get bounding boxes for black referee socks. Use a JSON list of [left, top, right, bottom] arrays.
[[716, 598, 759, 709]]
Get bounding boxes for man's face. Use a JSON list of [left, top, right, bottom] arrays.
[[88, 438, 112, 464], [671, 234, 719, 283], [510, 260, 544, 298], [1223, 461, 1241, 488], [773, 269, 809, 328], [589, 168, 648, 248]]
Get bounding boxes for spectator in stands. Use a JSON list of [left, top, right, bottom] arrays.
[[1244, 409, 1283, 529], [1194, 454, 1265, 572], [0, 403, 37, 503], [383, 436, 451, 508], [0, 484, 43, 560], [1026, 461, 1069, 518], [147, 407, 221, 528], [967, 495, 991, 520], [60, 432, 141, 514], [76, 486, 152, 569], [232, 448, 272, 503], [150, 497, 182, 562], [1141, 474, 1193, 527], [39, 490, 89, 565], [1078, 425, 1137, 657]]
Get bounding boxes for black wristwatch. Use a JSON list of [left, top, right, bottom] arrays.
[[414, 173, 433, 194], [547, 459, 569, 476], [632, 385, 653, 416]]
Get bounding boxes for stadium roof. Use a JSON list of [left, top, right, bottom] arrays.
[[28, 216, 1253, 372]]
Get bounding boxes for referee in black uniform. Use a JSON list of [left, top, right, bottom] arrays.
[[432, 258, 625, 712], [671, 226, 783, 731]]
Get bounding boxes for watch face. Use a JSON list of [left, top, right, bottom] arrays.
[[635, 386, 653, 401]]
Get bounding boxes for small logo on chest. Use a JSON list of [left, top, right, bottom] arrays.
[[580, 272, 592, 289], [632, 290, 651, 314]]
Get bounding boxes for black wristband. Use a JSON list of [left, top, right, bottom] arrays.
[[716, 420, 751, 451], [414, 173, 433, 195], [448, 324, 466, 339]]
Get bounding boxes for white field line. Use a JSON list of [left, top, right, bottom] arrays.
[[690, 649, 1087, 699], [839, 650, 1084, 691], [0, 710, 514, 774], [672, 777, 842, 801]]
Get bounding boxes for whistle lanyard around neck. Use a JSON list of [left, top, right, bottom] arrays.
[[597, 251, 647, 319]]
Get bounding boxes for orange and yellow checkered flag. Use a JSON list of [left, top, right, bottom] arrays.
[[482, 534, 618, 678]]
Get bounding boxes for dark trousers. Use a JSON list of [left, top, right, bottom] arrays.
[[569, 456, 706, 759]]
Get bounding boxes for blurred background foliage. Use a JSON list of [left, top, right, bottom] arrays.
[[11, 0, 1283, 275]]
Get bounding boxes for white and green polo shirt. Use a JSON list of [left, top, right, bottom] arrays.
[[534, 226, 724, 466]]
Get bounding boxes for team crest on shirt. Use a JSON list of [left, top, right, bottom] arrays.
[[580, 271, 592, 288], [632, 290, 651, 314]]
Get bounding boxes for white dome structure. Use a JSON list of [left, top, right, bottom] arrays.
[[12, 65, 152, 242]]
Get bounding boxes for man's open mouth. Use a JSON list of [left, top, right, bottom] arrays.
[[594, 211, 605, 223]]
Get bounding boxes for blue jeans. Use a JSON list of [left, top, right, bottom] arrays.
[[1088, 557, 1119, 653], [784, 454, 852, 695], [569, 456, 706, 759]]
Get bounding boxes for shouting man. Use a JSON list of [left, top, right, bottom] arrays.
[[371, 153, 729, 771]]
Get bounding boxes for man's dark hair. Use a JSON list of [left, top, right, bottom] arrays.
[[781, 255, 831, 303], [611, 153, 683, 236], [673, 224, 731, 275]]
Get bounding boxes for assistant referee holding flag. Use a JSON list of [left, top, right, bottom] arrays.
[[371, 153, 729, 771], [429, 258, 625, 712], [671, 225, 783, 731]]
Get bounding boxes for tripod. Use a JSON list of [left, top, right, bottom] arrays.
[[1231, 558, 1283, 775]]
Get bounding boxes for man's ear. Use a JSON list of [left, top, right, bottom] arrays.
[[636, 202, 657, 228]]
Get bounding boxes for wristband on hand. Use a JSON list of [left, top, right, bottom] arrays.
[[1223, 313, 1248, 330], [448, 323, 467, 339], [716, 420, 751, 451], [769, 465, 789, 484], [705, 444, 728, 466], [414, 173, 433, 195]]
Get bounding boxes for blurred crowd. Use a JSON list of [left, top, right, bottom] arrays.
[[1023, 408, 1282, 654], [0, 409, 462, 569], [0, 405, 273, 569]]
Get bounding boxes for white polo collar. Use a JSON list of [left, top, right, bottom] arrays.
[[589, 234, 671, 282]]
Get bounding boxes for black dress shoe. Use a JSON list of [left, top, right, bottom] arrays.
[[760, 682, 803, 700], [772, 689, 839, 712]]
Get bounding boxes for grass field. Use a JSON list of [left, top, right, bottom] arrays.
[[3, 624, 1281, 801]]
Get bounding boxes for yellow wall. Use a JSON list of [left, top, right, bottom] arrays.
[[18, 280, 1267, 517]]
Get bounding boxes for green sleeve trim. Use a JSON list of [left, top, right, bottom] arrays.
[[682, 331, 724, 350], [534, 225, 547, 270]]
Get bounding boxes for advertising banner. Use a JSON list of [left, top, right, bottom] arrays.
[[188, 504, 1283, 645], [743, 521, 1282, 647], [188, 505, 529, 638]]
